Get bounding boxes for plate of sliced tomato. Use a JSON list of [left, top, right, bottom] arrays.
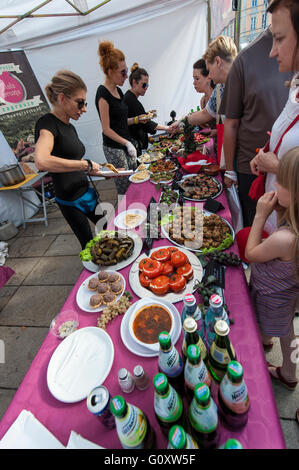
[[129, 245, 203, 304]]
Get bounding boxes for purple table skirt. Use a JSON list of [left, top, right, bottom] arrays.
[[0, 266, 14, 289], [0, 177, 285, 449]]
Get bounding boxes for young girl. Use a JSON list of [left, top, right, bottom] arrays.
[[245, 147, 299, 391]]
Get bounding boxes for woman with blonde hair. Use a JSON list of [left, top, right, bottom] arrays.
[[246, 147, 299, 390], [95, 41, 146, 193], [169, 35, 237, 134], [123, 62, 169, 156], [35, 70, 109, 249]]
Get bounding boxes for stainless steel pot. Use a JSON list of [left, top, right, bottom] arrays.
[[0, 164, 25, 186]]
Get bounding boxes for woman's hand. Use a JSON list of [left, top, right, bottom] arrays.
[[138, 114, 150, 124], [255, 191, 278, 219], [125, 141, 137, 161], [250, 150, 279, 175], [168, 121, 182, 136]]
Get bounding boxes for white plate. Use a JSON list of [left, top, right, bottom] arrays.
[[99, 169, 133, 177], [47, 327, 114, 403], [76, 271, 125, 312], [129, 245, 203, 304], [129, 172, 150, 184], [114, 209, 147, 230], [82, 230, 143, 273], [120, 298, 182, 357]]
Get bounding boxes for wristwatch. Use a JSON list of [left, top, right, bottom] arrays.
[[85, 159, 93, 174]]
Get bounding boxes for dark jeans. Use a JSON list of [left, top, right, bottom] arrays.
[[58, 203, 107, 249], [237, 172, 258, 227]]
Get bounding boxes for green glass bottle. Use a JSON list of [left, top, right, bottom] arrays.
[[158, 331, 184, 394], [188, 383, 220, 449], [110, 395, 156, 449], [153, 373, 185, 435], [218, 361, 250, 430], [219, 438, 243, 449], [184, 344, 211, 402], [167, 425, 199, 449], [208, 320, 236, 383], [182, 317, 207, 364]]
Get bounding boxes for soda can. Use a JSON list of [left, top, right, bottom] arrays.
[[87, 385, 115, 429]]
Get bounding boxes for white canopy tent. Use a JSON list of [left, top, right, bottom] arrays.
[[0, 0, 208, 163]]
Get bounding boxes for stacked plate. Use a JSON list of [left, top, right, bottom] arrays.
[[120, 297, 182, 357]]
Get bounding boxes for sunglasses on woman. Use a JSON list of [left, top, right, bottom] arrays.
[[75, 99, 88, 110], [120, 68, 128, 77], [141, 82, 149, 89]]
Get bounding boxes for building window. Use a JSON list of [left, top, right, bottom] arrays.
[[251, 16, 257, 30], [262, 13, 267, 29], [252, 0, 258, 6]]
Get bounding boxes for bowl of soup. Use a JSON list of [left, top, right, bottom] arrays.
[[129, 300, 174, 351]]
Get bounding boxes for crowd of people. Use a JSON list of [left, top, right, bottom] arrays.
[[33, 0, 299, 404]]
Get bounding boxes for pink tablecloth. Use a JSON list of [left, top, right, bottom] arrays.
[[0, 266, 14, 289], [0, 178, 285, 449]]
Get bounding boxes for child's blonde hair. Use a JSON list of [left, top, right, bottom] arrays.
[[276, 147, 299, 257]]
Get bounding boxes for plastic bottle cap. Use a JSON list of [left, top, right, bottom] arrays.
[[184, 293, 195, 304], [153, 372, 168, 393], [224, 438, 243, 449], [133, 365, 143, 377], [169, 425, 186, 449], [187, 344, 200, 362], [158, 331, 171, 348], [227, 361, 243, 380], [194, 383, 210, 404], [210, 294, 222, 306], [183, 316, 197, 333], [110, 395, 126, 417], [118, 368, 128, 380], [214, 319, 229, 336]]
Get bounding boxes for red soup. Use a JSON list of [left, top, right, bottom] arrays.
[[133, 305, 172, 344]]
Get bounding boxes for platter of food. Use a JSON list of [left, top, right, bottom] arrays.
[[129, 245, 203, 304], [129, 170, 150, 183], [76, 270, 125, 312], [160, 207, 235, 253], [158, 187, 179, 207], [149, 172, 174, 184], [120, 297, 182, 357], [179, 173, 223, 201], [148, 160, 177, 173], [150, 139, 175, 153], [80, 230, 143, 272], [137, 151, 164, 164], [114, 209, 147, 229]]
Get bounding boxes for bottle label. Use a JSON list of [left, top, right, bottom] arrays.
[[209, 343, 235, 366], [185, 360, 211, 389], [189, 399, 218, 433], [220, 375, 250, 414], [154, 386, 183, 423], [117, 405, 147, 449], [159, 347, 183, 378]]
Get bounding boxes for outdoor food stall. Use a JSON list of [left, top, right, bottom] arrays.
[[0, 132, 285, 450]]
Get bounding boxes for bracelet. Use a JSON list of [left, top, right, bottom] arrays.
[[85, 159, 93, 174], [134, 116, 139, 125]]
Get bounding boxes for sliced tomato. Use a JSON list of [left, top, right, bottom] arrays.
[[176, 263, 194, 281], [139, 272, 151, 288], [169, 274, 186, 292], [171, 250, 188, 268], [151, 248, 170, 263], [139, 257, 151, 271], [162, 261, 174, 276], [143, 259, 163, 279], [168, 246, 179, 255], [150, 275, 170, 295]]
